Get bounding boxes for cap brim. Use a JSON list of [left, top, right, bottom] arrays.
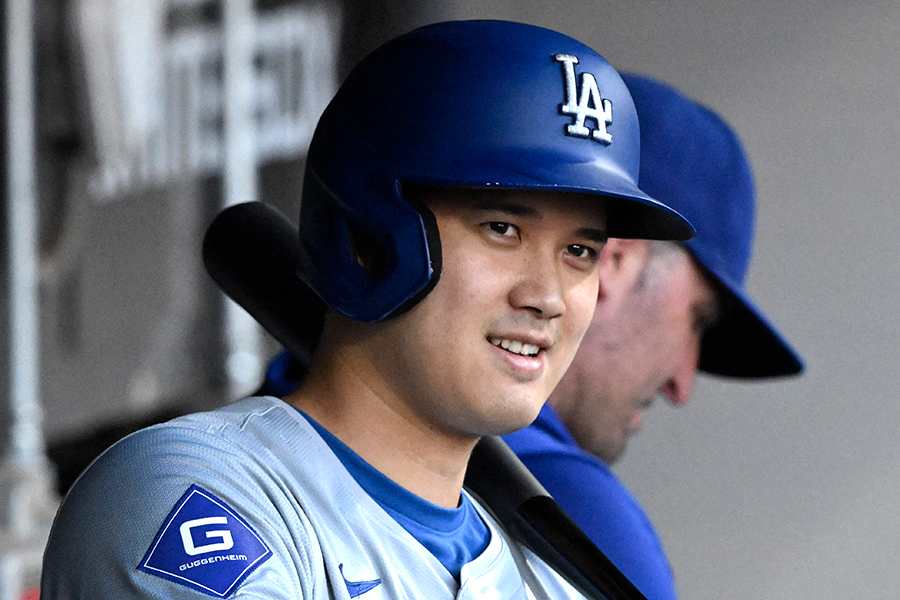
[[699, 266, 804, 378]]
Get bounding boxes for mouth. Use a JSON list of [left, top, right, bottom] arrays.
[[628, 410, 644, 433], [638, 397, 655, 411], [628, 399, 655, 432], [487, 336, 543, 357]]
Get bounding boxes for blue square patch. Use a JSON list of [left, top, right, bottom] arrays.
[[139, 485, 272, 597]]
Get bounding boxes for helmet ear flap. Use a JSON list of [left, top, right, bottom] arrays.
[[342, 185, 444, 321], [385, 184, 443, 319], [342, 190, 443, 318], [346, 218, 390, 280], [298, 169, 440, 322]]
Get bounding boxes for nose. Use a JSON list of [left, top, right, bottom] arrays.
[[508, 251, 566, 319], [660, 340, 701, 406]]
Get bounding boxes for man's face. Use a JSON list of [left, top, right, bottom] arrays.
[[367, 188, 606, 443], [551, 240, 719, 464]]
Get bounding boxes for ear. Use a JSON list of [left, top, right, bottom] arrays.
[[598, 239, 652, 301], [347, 219, 389, 278]]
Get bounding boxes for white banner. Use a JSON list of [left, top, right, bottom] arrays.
[[75, 0, 340, 199]]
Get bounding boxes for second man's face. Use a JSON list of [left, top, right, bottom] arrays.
[[553, 241, 718, 464]]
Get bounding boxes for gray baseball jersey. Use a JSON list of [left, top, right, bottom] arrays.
[[40, 396, 587, 599]]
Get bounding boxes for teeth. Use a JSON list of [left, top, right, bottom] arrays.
[[490, 337, 540, 357]]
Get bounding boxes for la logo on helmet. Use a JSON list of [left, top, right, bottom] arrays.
[[554, 54, 613, 145]]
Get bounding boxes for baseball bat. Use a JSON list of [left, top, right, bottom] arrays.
[[202, 201, 646, 600]]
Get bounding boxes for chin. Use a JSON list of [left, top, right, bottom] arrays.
[[491, 400, 545, 436], [600, 443, 627, 465], [579, 435, 625, 465], [459, 403, 538, 439]]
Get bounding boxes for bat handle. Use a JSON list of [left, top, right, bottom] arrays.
[[465, 436, 647, 600]]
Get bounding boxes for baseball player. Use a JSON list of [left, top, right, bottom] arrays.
[[504, 73, 805, 599], [40, 21, 692, 599]]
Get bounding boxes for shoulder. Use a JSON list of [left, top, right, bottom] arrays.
[[504, 406, 622, 495], [507, 424, 651, 540], [41, 397, 326, 599], [504, 405, 649, 521], [63, 397, 299, 505]]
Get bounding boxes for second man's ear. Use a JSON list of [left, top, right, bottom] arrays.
[[598, 238, 654, 300]]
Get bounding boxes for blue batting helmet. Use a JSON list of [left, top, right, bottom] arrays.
[[298, 20, 694, 322]]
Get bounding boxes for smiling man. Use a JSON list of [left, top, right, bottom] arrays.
[[287, 188, 607, 509], [40, 22, 691, 600]]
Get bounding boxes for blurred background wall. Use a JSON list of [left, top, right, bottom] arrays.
[[2, 0, 898, 598]]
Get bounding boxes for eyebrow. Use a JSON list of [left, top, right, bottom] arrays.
[[576, 228, 608, 243], [472, 199, 608, 243], [472, 199, 540, 217]]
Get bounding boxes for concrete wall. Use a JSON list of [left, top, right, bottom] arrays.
[[444, 1, 900, 598]]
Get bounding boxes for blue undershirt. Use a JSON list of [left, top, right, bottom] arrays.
[[296, 409, 491, 581]]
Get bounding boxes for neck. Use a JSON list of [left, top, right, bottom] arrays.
[[285, 341, 477, 509]]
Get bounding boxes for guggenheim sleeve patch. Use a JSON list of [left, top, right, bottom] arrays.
[[139, 484, 273, 597]]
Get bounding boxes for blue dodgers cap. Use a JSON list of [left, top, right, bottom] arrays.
[[622, 73, 803, 377]]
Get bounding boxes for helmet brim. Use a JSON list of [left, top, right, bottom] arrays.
[[401, 150, 695, 242]]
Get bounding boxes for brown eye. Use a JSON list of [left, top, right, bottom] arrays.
[[488, 222, 514, 236], [566, 244, 597, 259], [482, 221, 520, 242]]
